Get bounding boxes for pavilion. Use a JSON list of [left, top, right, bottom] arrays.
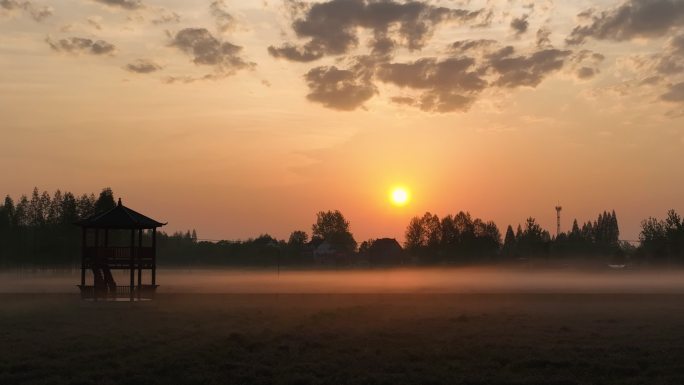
[[76, 198, 166, 300]]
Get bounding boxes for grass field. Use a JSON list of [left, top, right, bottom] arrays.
[[2, 293, 684, 385]]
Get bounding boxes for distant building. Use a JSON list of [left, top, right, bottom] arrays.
[[312, 240, 353, 265], [364, 238, 404, 265]]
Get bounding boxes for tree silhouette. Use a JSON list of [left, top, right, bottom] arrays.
[[288, 230, 308, 247], [312, 210, 357, 253], [502, 225, 516, 258], [95, 188, 116, 214]]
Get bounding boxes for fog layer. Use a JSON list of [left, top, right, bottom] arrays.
[[4, 268, 684, 294]]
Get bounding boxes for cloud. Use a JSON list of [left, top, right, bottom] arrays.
[[86, 16, 102, 30], [654, 33, 684, 75], [375, 44, 572, 112], [270, 2, 581, 113], [376, 56, 484, 112], [304, 64, 376, 111], [661, 82, 684, 102], [210, 0, 235, 33], [47, 36, 116, 55], [301, 39, 576, 113], [268, 0, 486, 62], [536, 28, 551, 48], [567, 49, 605, 80], [487, 46, 571, 87], [510, 14, 529, 36], [151, 8, 180, 25], [576, 67, 596, 79], [448, 39, 498, 54], [1, 0, 52, 21], [125, 59, 161, 73], [91, 0, 143, 10], [567, 0, 684, 45], [170, 28, 254, 76]]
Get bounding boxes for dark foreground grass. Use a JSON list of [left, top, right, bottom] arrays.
[[2, 293, 684, 385]]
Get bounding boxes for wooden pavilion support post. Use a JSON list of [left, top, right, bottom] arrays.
[[152, 228, 156, 286], [137, 228, 142, 298], [130, 229, 135, 300]]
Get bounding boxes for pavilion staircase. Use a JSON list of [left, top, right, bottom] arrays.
[[91, 266, 117, 293]]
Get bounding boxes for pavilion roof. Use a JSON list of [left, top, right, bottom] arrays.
[[76, 198, 166, 229]]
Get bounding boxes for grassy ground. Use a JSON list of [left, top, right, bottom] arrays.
[[2, 293, 684, 385]]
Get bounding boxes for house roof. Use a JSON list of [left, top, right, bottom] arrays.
[[76, 198, 166, 229], [368, 238, 403, 253]]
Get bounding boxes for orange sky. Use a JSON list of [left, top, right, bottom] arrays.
[[1, 0, 683, 242]]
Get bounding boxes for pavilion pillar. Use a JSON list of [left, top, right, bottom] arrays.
[[137, 229, 142, 296], [130, 229, 135, 300], [80, 227, 86, 286], [152, 228, 156, 286]]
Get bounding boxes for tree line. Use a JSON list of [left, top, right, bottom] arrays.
[[0, 187, 682, 267]]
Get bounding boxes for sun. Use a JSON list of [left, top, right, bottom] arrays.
[[390, 187, 410, 207]]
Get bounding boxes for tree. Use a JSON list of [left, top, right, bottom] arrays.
[[58, 192, 78, 225], [1, 196, 15, 227], [640, 216, 668, 261], [422, 212, 441, 250], [358, 239, 374, 254], [77, 193, 96, 219], [502, 225, 516, 257], [288, 230, 308, 247], [312, 210, 357, 253], [94, 188, 116, 214], [404, 216, 424, 252], [517, 217, 549, 256]]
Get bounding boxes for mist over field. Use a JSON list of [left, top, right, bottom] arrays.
[[5, 267, 684, 294]]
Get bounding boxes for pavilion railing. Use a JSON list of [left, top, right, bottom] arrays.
[[82, 247, 155, 269], [84, 246, 154, 258]]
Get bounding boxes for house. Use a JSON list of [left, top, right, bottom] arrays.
[[312, 240, 353, 265], [365, 238, 404, 265]]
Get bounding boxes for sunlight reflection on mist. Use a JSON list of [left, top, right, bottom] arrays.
[[4, 268, 684, 294]]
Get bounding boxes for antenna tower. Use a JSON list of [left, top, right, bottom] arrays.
[[555, 205, 562, 237]]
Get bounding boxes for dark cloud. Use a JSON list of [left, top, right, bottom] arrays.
[[576, 67, 596, 79], [269, 0, 486, 62], [374, 44, 571, 111], [1, 0, 52, 21], [510, 14, 529, 36], [655, 33, 684, 75], [170, 28, 254, 77], [488, 46, 571, 87], [536, 28, 551, 48], [448, 39, 497, 54], [125, 59, 162, 73], [377, 57, 485, 112], [568, 49, 604, 79], [210, 0, 235, 33], [47, 36, 115, 55], [301, 37, 578, 112], [304, 65, 376, 111], [567, 0, 684, 45], [390, 96, 416, 106], [268, 43, 322, 62], [91, 0, 143, 10], [661, 82, 684, 102]]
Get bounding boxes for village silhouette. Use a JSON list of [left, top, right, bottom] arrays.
[[1, 187, 682, 276]]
